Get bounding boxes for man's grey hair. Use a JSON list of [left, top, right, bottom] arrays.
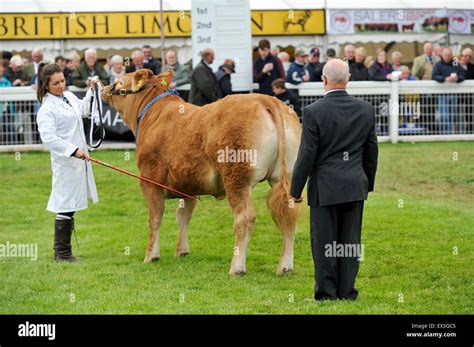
[[392, 51, 402, 59], [166, 49, 178, 58], [32, 48, 43, 56], [110, 55, 124, 65], [131, 50, 145, 59], [344, 44, 355, 52], [322, 59, 351, 83], [67, 52, 81, 62], [84, 48, 97, 57]]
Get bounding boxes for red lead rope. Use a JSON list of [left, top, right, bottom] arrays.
[[88, 157, 200, 201]]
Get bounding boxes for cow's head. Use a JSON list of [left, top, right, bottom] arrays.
[[102, 69, 174, 129], [102, 69, 155, 109]]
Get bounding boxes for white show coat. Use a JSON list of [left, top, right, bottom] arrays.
[[37, 90, 99, 213]]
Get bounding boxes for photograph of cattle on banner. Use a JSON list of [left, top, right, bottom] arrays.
[[0, 0, 473, 344]]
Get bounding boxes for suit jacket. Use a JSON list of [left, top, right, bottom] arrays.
[[290, 90, 378, 207], [144, 58, 161, 75], [189, 60, 222, 106], [412, 54, 440, 80]]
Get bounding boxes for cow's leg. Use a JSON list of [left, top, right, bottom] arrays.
[[267, 178, 300, 275], [227, 188, 256, 275], [175, 197, 197, 257], [140, 183, 165, 263]]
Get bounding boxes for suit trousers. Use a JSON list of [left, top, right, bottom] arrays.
[[310, 201, 364, 300]]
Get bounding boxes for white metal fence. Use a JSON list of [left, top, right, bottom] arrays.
[[0, 80, 473, 152], [292, 80, 474, 143]]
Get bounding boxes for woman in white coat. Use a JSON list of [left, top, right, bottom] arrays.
[[36, 63, 99, 262]]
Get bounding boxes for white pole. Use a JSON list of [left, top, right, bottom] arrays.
[[389, 78, 399, 144], [160, 0, 165, 71], [323, 0, 328, 56]]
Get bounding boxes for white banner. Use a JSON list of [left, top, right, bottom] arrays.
[[328, 9, 474, 35]]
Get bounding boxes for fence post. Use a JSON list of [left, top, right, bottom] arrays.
[[389, 78, 399, 144]]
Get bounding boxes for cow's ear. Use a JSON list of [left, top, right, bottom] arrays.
[[132, 69, 153, 92], [157, 70, 174, 88]]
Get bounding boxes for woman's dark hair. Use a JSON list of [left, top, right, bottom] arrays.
[[37, 63, 63, 103]]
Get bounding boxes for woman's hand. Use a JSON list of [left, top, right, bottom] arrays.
[[74, 148, 90, 160], [90, 78, 100, 91]]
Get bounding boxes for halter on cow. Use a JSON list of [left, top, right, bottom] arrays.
[[106, 79, 179, 139]]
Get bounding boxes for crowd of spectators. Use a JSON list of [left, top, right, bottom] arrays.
[[249, 39, 473, 125], [0, 40, 473, 138], [0, 45, 192, 90]]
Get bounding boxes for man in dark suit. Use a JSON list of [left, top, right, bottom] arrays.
[[125, 50, 154, 74], [290, 59, 378, 301], [189, 48, 222, 106], [142, 45, 162, 75]]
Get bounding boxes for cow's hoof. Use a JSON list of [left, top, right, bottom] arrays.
[[229, 269, 247, 276], [176, 251, 189, 257], [143, 256, 160, 263], [276, 267, 294, 275]]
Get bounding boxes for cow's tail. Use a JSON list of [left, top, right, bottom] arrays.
[[265, 100, 300, 232]]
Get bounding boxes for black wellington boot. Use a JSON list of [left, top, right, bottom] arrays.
[[54, 218, 79, 262]]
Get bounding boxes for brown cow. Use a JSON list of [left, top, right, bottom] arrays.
[[102, 69, 301, 275]]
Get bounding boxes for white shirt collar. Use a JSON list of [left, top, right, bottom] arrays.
[[325, 88, 346, 95], [48, 92, 65, 99], [44, 92, 69, 105]]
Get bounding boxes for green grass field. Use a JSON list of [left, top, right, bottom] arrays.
[[0, 142, 473, 314]]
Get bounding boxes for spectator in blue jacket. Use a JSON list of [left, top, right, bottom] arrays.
[[432, 48, 467, 83], [432, 48, 466, 134], [0, 59, 16, 144], [0, 59, 12, 88], [287, 49, 310, 85], [399, 65, 416, 81]]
